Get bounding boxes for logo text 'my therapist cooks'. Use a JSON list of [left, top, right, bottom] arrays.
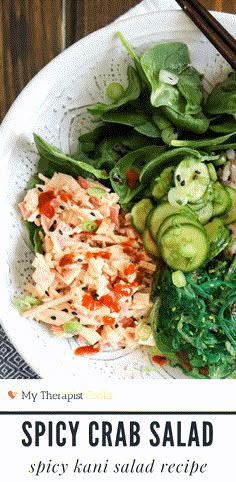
[[21, 390, 112, 402]]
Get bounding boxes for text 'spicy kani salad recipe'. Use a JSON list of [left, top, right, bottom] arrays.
[[17, 35, 236, 378]]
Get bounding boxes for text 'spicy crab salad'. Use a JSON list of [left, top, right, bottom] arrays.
[[16, 37, 236, 378]]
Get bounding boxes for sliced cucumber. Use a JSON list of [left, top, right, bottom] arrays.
[[188, 199, 208, 211], [174, 159, 210, 203], [131, 198, 153, 234], [212, 181, 232, 216], [222, 186, 236, 224], [147, 202, 180, 240], [205, 218, 230, 259], [168, 186, 188, 207], [159, 224, 209, 272], [195, 201, 213, 224], [157, 213, 204, 245], [207, 163, 217, 182], [151, 166, 175, 200], [142, 228, 159, 257]]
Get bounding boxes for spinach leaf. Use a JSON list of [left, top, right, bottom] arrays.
[[209, 115, 236, 134], [87, 65, 141, 115], [139, 43, 207, 133], [135, 120, 161, 138], [141, 42, 189, 78], [152, 109, 178, 144], [177, 66, 204, 115], [162, 106, 209, 134], [27, 174, 41, 189], [110, 145, 166, 204], [205, 72, 236, 116], [24, 221, 44, 254], [205, 142, 236, 151], [139, 147, 202, 183], [101, 108, 161, 138], [34, 134, 109, 180], [140, 43, 190, 111], [78, 122, 162, 172], [117, 31, 150, 88], [171, 131, 236, 149], [78, 124, 108, 153]]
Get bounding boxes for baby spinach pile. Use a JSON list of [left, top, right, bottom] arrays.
[[76, 35, 236, 210], [31, 36, 236, 214], [150, 257, 236, 379]]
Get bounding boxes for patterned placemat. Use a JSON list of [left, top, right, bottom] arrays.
[[0, 324, 39, 379]]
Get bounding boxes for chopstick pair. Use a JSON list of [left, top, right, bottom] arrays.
[[175, 0, 236, 70]]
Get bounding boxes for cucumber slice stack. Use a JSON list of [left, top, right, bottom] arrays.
[[159, 223, 209, 272], [130, 155, 235, 273]]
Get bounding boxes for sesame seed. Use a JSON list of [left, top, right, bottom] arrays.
[[38, 187, 43, 192], [51, 315, 57, 320], [45, 291, 49, 296], [71, 311, 78, 316]]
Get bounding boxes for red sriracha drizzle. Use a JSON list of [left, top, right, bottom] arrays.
[[38, 190, 55, 219], [81, 292, 120, 313], [126, 169, 139, 189], [81, 293, 100, 311], [152, 355, 167, 366], [102, 316, 115, 326], [124, 264, 138, 276], [60, 191, 73, 203], [113, 283, 133, 297], [59, 254, 74, 267], [74, 345, 100, 356], [86, 251, 111, 260]]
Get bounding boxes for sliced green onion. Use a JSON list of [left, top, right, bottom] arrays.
[[63, 320, 81, 334], [137, 323, 152, 341], [81, 220, 98, 232], [87, 187, 107, 198], [14, 296, 42, 313], [172, 270, 187, 288], [213, 154, 227, 166], [106, 82, 125, 101]]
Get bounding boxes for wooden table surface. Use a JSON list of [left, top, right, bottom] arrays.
[[0, 0, 235, 123]]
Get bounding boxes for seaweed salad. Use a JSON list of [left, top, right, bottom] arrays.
[[150, 258, 236, 378]]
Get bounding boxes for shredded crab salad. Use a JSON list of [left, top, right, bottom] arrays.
[[18, 173, 156, 355]]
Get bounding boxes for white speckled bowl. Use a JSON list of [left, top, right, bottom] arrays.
[[0, 10, 235, 379]]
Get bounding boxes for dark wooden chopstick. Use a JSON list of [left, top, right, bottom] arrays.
[[175, 0, 236, 70]]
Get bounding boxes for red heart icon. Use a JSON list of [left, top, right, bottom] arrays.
[[8, 391, 18, 399]]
